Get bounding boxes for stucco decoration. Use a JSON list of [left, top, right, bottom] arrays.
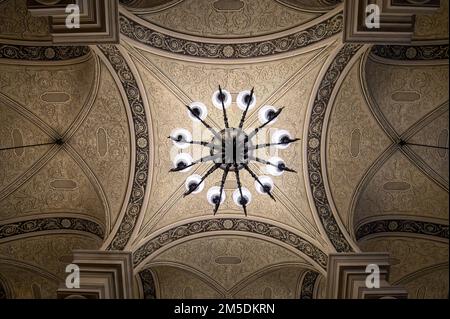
[[326, 58, 391, 232], [131, 45, 334, 243], [138, 0, 320, 39], [234, 266, 305, 299], [151, 235, 310, 290], [119, 10, 343, 59], [299, 270, 319, 299], [0, 216, 104, 241], [138, 268, 157, 299], [306, 43, 364, 252], [133, 218, 328, 270], [414, 0, 449, 41], [153, 265, 224, 298], [97, 45, 151, 251], [364, 56, 448, 136], [277, 0, 342, 12], [371, 45, 449, 61], [399, 265, 449, 299], [0, 234, 101, 278], [356, 219, 449, 241], [0, 0, 51, 42], [358, 236, 448, 285], [0, 44, 90, 61], [0, 263, 58, 298]]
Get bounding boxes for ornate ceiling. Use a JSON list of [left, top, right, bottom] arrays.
[[0, 0, 448, 299]]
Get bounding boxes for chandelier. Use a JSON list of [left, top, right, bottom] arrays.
[[169, 87, 299, 215]]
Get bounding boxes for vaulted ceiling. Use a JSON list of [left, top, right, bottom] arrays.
[[0, 0, 448, 299]]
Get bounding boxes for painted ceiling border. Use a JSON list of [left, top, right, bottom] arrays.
[[92, 44, 152, 251], [303, 42, 368, 253], [0, 215, 105, 243], [118, 6, 343, 62], [355, 218, 449, 243], [132, 217, 328, 274]]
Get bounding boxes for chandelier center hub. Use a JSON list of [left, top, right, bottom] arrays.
[[211, 128, 254, 171]]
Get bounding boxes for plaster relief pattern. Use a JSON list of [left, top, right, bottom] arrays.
[[70, 63, 132, 230], [0, 56, 96, 134], [234, 266, 304, 298], [120, 11, 343, 59], [140, 0, 319, 38], [0, 104, 51, 191], [154, 266, 224, 298], [408, 110, 449, 184], [134, 48, 328, 238], [154, 236, 306, 290], [0, 150, 106, 224], [0, 234, 101, 278], [414, 0, 449, 41], [0, 264, 57, 298], [402, 267, 449, 299], [326, 60, 391, 231], [0, 0, 50, 42], [354, 151, 449, 224], [358, 237, 448, 283], [365, 57, 449, 135]]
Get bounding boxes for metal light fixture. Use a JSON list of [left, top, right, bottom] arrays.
[[169, 86, 300, 215]]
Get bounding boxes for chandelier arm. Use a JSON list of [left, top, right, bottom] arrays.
[[185, 105, 222, 140], [250, 156, 297, 173], [234, 165, 248, 216], [170, 154, 222, 172], [183, 163, 221, 197], [214, 164, 231, 215], [168, 136, 219, 149], [247, 107, 284, 140], [242, 164, 276, 201], [0, 140, 61, 152], [248, 138, 301, 150], [218, 85, 230, 129], [403, 141, 449, 150], [238, 88, 255, 129]]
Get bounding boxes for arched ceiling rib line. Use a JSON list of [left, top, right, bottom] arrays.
[[94, 44, 151, 251], [118, 7, 343, 60], [305, 43, 365, 253], [298, 269, 319, 299], [355, 218, 449, 243], [360, 52, 449, 192], [133, 218, 328, 273], [0, 44, 90, 62], [0, 216, 105, 243], [141, 261, 227, 296]]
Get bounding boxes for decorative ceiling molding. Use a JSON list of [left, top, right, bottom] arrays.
[[95, 44, 150, 251], [276, 0, 342, 13], [133, 218, 328, 272], [299, 270, 319, 299], [393, 262, 448, 286], [0, 44, 90, 61], [355, 219, 449, 242], [118, 8, 343, 60], [0, 216, 104, 242], [371, 44, 449, 61], [326, 253, 408, 299], [343, 0, 441, 44], [138, 268, 157, 299], [119, 0, 185, 13], [27, 0, 120, 45], [305, 43, 365, 253], [57, 250, 134, 299]]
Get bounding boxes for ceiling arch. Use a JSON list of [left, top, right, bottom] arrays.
[[118, 6, 344, 61], [132, 217, 328, 274]]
